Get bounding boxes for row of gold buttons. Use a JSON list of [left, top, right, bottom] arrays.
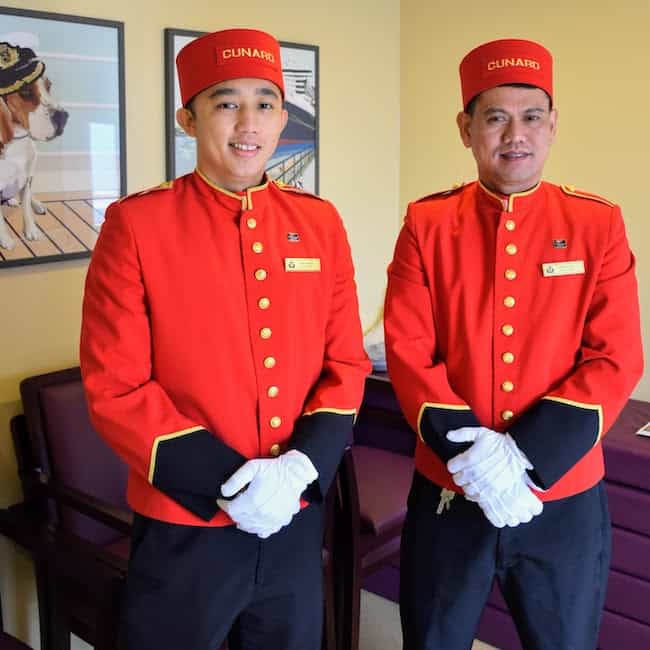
[[248, 216, 282, 455], [501, 219, 517, 421]]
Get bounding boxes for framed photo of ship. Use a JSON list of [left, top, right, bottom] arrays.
[[164, 29, 319, 194]]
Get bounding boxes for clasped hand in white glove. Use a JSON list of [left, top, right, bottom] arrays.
[[473, 474, 543, 528], [446, 426, 542, 527], [217, 450, 318, 539], [446, 426, 532, 498]]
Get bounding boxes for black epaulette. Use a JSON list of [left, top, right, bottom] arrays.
[[414, 183, 465, 203], [273, 180, 324, 201], [560, 184, 615, 207], [119, 180, 174, 203]]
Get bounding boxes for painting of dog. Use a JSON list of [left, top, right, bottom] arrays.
[[0, 39, 68, 250]]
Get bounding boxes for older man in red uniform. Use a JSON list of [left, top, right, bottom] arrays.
[[80, 28, 370, 650], [385, 38, 643, 649]]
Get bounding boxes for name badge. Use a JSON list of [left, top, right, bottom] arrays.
[[541, 260, 585, 277], [285, 257, 321, 272]]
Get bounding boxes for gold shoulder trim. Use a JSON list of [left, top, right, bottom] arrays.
[[119, 180, 174, 203], [560, 185, 615, 207], [273, 180, 324, 201], [414, 183, 465, 203]]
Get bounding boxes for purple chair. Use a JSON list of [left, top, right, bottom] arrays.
[[335, 374, 415, 650], [12, 364, 130, 650], [12, 366, 344, 650]]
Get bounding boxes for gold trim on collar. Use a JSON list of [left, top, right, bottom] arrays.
[[195, 168, 269, 210], [478, 180, 542, 212]]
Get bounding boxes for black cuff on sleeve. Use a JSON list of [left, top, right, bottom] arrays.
[[420, 406, 481, 462], [162, 488, 220, 521], [152, 428, 247, 518], [509, 399, 601, 489], [290, 411, 355, 500]]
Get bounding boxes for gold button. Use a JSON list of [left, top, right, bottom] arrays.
[[502, 410, 514, 421], [267, 385, 279, 398], [505, 219, 516, 231], [502, 352, 515, 364], [247, 217, 257, 229], [269, 443, 281, 456], [502, 324, 514, 336], [252, 241, 264, 254], [260, 327, 272, 339], [258, 297, 270, 310], [502, 380, 514, 392], [505, 269, 517, 280], [270, 416, 282, 428], [263, 356, 276, 369], [505, 243, 518, 255], [255, 268, 267, 281], [504, 296, 516, 308]]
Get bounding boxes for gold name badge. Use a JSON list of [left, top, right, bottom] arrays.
[[541, 260, 585, 277], [285, 257, 321, 272]]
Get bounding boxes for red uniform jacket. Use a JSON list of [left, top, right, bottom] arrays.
[[385, 181, 643, 500], [81, 171, 370, 525]]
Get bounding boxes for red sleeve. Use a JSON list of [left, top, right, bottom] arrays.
[[510, 206, 644, 487], [80, 202, 245, 520], [290, 209, 371, 494], [384, 208, 480, 462]]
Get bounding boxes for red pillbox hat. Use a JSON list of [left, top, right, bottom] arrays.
[[176, 28, 284, 106], [459, 38, 553, 110]]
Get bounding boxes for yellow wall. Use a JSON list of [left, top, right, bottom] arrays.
[[0, 0, 400, 644], [2, 0, 649, 644], [401, 0, 650, 400]]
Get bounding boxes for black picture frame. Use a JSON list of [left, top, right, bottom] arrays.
[[0, 6, 126, 268], [164, 28, 319, 193]]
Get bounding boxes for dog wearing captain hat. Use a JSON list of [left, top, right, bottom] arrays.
[[0, 35, 68, 249]]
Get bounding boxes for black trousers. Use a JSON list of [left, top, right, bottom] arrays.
[[400, 472, 611, 650], [122, 503, 324, 650]]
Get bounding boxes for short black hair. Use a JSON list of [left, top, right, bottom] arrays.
[[464, 83, 552, 116]]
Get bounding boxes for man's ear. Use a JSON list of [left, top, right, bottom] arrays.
[[176, 106, 196, 137], [456, 111, 472, 148], [0, 98, 15, 146]]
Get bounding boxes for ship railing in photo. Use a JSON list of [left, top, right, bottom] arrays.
[[267, 143, 315, 188]]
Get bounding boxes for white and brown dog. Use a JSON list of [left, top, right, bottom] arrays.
[[0, 39, 68, 250]]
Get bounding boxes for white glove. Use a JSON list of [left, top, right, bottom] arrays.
[[217, 450, 318, 539], [474, 474, 544, 528], [446, 427, 532, 498]]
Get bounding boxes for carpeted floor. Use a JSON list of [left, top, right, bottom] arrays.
[[360, 589, 499, 650]]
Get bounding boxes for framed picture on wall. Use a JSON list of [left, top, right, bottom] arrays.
[[164, 28, 319, 193], [0, 6, 126, 269]]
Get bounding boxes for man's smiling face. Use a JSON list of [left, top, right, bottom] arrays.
[[177, 77, 288, 192], [456, 85, 558, 195]]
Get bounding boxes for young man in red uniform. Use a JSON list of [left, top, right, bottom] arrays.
[[385, 38, 643, 649], [80, 28, 370, 650]]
